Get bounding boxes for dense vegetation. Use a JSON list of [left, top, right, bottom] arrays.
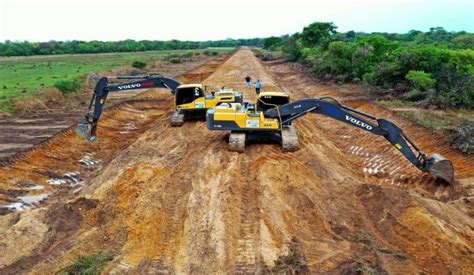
[[263, 23, 474, 109], [0, 38, 262, 56]]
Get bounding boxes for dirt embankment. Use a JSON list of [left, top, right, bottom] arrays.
[[0, 48, 473, 274]]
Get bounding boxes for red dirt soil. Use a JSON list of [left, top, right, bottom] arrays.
[[0, 48, 472, 274]]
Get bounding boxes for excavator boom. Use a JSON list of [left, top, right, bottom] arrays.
[[76, 75, 181, 141], [264, 97, 454, 184]]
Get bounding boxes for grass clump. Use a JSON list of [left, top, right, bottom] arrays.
[[356, 265, 375, 275], [272, 238, 308, 274], [131, 60, 147, 69], [54, 79, 81, 94], [62, 251, 115, 275]]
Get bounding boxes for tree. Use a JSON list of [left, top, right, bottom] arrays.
[[282, 34, 303, 61], [345, 31, 356, 41], [300, 22, 337, 48], [263, 36, 282, 50]]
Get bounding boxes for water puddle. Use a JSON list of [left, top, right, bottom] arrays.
[[23, 182, 45, 190], [18, 193, 49, 204], [1, 193, 49, 212], [2, 153, 99, 214], [48, 171, 85, 194], [2, 202, 26, 211], [79, 153, 101, 169]]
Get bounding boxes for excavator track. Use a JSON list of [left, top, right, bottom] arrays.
[[229, 132, 246, 152], [281, 125, 300, 152]]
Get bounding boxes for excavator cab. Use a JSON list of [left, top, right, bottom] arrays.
[[256, 92, 290, 111], [175, 84, 205, 106]]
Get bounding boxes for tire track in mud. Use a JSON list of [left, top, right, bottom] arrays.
[[1, 48, 473, 274]]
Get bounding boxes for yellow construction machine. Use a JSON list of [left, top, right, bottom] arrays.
[[76, 74, 242, 141], [206, 92, 455, 184]]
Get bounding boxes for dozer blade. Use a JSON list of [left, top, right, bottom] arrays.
[[426, 154, 454, 184]]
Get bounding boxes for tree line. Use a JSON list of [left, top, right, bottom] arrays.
[[263, 23, 474, 109], [0, 38, 263, 56]]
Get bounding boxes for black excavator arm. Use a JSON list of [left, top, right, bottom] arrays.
[[76, 75, 181, 141], [264, 97, 454, 184]]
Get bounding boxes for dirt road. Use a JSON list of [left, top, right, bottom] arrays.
[[0, 48, 472, 274]]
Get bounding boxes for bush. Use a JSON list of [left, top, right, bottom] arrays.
[[169, 58, 181, 64], [63, 252, 115, 275], [406, 89, 425, 101], [182, 51, 194, 58], [405, 70, 436, 90], [54, 79, 81, 94], [131, 61, 146, 69], [300, 47, 320, 61]]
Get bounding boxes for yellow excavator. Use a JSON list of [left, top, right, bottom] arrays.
[[171, 84, 242, 126], [206, 92, 455, 184], [76, 74, 242, 141]]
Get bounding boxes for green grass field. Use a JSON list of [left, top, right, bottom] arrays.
[[0, 47, 233, 113]]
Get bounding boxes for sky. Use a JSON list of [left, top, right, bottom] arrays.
[[0, 0, 473, 42]]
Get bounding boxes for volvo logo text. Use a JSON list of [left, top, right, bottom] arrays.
[[118, 83, 141, 90], [345, 115, 373, 130]]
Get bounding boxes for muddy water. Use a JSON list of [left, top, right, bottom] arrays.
[[0, 48, 472, 274]]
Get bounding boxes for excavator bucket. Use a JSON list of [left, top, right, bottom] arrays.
[[75, 121, 90, 139], [75, 121, 96, 142], [426, 154, 454, 184]]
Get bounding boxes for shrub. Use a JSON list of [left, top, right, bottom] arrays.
[[406, 89, 425, 101], [169, 58, 181, 64], [63, 252, 115, 275], [54, 79, 81, 94], [300, 47, 320, 61], [131, 61, 146, 69], [405, 70, 436, 90], [182, 51, 194, 58]]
